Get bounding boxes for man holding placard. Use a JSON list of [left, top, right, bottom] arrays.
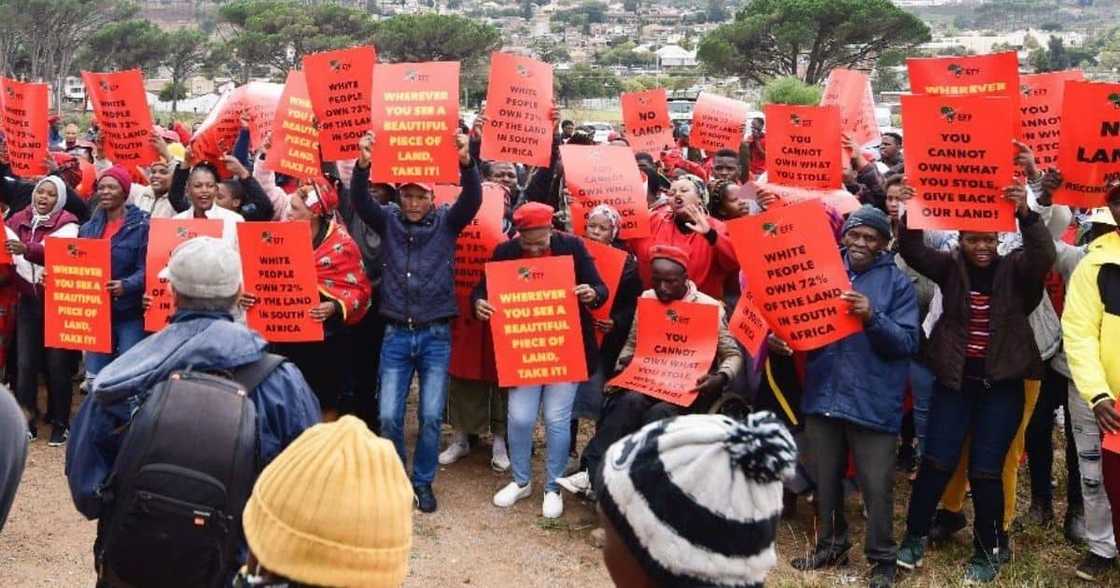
[[777, 206, 919, 588], [349, 130, 480, 514], [557, 245, 742, 500]]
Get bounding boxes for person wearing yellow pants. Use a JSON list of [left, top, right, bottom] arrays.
[[925, 380, 1040, 556]]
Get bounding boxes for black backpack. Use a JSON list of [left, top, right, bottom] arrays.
[[97, 354, 285, 588]]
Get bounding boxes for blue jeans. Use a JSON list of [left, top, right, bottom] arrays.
[[906, 378, 1024, 551], [85, 317, 146, 380], [508, 382, 579, 492], [909, 361, 935, 454], [378, 322, 451, 486]]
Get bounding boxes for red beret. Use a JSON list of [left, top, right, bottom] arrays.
[[513, 202, 554, 230], [650, 244, 689, 270]]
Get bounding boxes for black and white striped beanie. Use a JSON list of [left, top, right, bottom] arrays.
[[598, 412, 797, 588]]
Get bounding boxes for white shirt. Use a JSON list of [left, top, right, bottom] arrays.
[[173, 205, 244, 248]]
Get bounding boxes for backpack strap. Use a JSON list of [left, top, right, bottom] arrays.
[[229, 353, 287, 393]]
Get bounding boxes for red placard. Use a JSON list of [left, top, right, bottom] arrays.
[[729, 291, 768, 358], [238, 222, 324, 342], [1020, 70, 1084, 169], [448, 183, 507, 380], [0, 78, 49, 176], [143, 218, 224, 332], [764, 104, 843, 190], [820, 69, 880, 148], [607, 298, 719, 407], [370, 61, 460, 185], [728, 199, 861, 351], [622, 88, 674, 154], [755, 182, 862, 216], [581, 237, 627, 345], [1055, 81, 1120, 208], [485, 256, 587, 386], [560, 144, 650, 239], [901, 94, 1016, 232], [690, 93, 750, 153], [481, 52, 554, 167], [303, 46, 376, 161], [453, 183, 507, 311], [193, 82, 284, 167], [264, 71, 322, 181], [907, 52, 1021, 130], [82, 69, 158, 166], [1105, 432, 1120, 455], [44, 237, 112, 353], [434, 184, 463, 206], [242, 82, 284, 150]]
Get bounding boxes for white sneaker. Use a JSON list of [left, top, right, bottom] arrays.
[[493, 481, 531, 508], [543, 491, 564, 519], [490, 435, 511, 472], [556, 470, 591, 497], [438, 432, 470, 465]]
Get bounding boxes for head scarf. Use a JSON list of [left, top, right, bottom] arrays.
[[675, 174, 709, 206], [30, 176, 68, 231], [587, 203, 621, 241]]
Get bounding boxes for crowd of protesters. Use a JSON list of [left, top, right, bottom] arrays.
[[0, 62, 1117, 588]]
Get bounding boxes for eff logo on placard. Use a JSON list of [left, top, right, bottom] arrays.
[[947, 63, 981, 78]]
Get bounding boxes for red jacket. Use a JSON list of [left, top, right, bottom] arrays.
[[628, 208, 739, 298], [6, 207, 80, 296]]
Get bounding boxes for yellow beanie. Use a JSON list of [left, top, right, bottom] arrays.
[[242, 416, 413, 587]]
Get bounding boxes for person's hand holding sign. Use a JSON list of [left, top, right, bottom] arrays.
[[840, 290, 873, 324], [222, 154, 251, 181], [474, 298, 495, 321], [1012, 139, 1039, 181], [457, 132, 471, 167], [756, 186, 781, 211], [1003, 182, 1029, 218], [6, 240, 26, 256], [574, 284, 597, 305], [309, 301, 337, 322], [356, 132, 374, 170], [1038, 169, 1062, 207], [1094, 399, 1120, 435], [695, 372, 728, 397], [239, 292, 258, 310], [767, 333, 793, 356]]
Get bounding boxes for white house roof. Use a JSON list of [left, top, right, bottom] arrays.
[[656, 45, 696, 59]]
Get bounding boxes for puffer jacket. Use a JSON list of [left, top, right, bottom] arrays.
[[802, 251, 919, 434], [78, 204, 149, 317], [1063, 230, 1120, 409], [899, 211, 1057, 391]]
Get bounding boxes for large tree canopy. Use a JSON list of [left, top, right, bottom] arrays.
[[372, 13, 501, 66], [217, 0, 378, 75], [697, 0, 930, 85]]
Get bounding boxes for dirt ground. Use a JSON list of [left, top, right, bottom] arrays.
[[0, 391, 1109, 587]]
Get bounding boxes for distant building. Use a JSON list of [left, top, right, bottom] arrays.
[[656, 45, 697, 69]]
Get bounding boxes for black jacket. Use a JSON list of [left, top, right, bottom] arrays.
[[899, 211, 1057, 390], [472, 231, 609, 372]]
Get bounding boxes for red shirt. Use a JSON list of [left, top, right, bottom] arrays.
[[102, 217, 124, 241]]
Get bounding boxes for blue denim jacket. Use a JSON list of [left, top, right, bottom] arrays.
[[78, 204, 149, 318], [802, 251, 920, 434], [65, 310, 322, 520]]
